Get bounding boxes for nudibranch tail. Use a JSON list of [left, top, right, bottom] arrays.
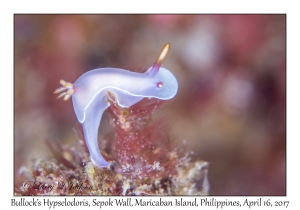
[[54, 79, 75, 101], [149, 43, 170, 76], [82, 94, 110, 167]]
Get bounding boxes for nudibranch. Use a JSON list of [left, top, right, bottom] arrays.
[[54, 43, 178, 168]]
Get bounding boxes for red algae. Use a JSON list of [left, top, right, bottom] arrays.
[[16, 96, 209, 195]]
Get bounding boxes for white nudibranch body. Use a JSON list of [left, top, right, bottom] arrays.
[[54, 43, 178, 168]]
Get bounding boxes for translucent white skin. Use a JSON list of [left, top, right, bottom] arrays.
[[72, 66, 178, 167]]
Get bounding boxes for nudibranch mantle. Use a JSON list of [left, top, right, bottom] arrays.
[[54, 43, 178, 168], [73, 66, 178, 123]]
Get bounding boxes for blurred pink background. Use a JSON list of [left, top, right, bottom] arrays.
[[14, 14, 286, 195]]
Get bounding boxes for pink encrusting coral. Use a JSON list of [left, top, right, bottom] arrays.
[[15, 94, 209, 195]]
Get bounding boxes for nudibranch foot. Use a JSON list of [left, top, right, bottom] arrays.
[[90, 157, 110, 168], [81, 92, 110, 167], [54, 79, 75, 101], [106, 90, 144, 108]]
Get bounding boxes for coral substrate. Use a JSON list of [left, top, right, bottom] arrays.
[[15, 99, 209, 195]]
